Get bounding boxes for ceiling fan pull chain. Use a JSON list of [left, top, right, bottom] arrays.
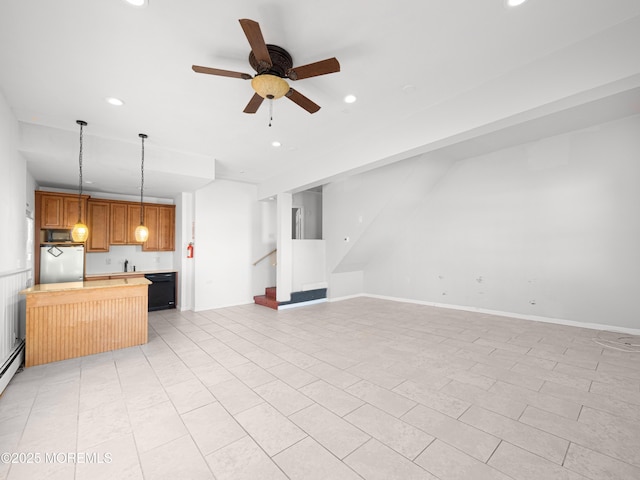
[[269, 98, 273, 127]]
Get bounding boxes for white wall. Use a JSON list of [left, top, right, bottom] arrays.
[[193, 179, 266, 310], [292, 240, 326, 292], [0, 90, 27, 271], [0, 88, 31, 391], [325, 115, 640, 330], [323, 153, 455, 299], [174, 192, 195, 311], [292, 190, 322, 239], [276, 193, 293, 302], [253, 199, 277, 295]]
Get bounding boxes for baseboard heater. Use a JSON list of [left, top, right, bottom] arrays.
[[278, 288, 327, 309], [0, 340, 25, 395]]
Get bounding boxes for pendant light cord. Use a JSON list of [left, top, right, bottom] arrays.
[[139, 133, 147, 225], [76, 120, 86, 223]]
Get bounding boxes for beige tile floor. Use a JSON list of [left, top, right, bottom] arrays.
[[1, 297, 640, 479]]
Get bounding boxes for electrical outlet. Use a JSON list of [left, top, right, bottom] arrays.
[[106, 258, 111, 265]]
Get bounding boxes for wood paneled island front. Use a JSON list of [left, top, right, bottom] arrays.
[[20, 278, 151, 367]]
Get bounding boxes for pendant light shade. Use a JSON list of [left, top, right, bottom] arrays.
[[71, 223, 89, 242], [135, 133, 149, 243], [71, 120, 89, 242], [134, 224, 149, 242]]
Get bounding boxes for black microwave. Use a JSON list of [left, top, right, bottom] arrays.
[[46, 229, 73, 242]]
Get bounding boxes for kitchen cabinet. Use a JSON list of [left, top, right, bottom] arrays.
[[127, 204, 144, 244], [39, 194, 63, 228], [37, 191, 88, 229], [142, 205, 175, 251], [109, 202, 128, 245], [63, 196, 83, 228], [158, 206, 175, 251], [86, 200, 110, 252], [142, 205, 159, 250], [106, 201, 175, 250], [21, 278, 150, 367], [35, 191, 175, 253]]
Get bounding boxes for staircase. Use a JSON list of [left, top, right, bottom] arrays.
[[254, 286, 279, 310]]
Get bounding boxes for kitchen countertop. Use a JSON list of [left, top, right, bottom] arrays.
[[84, 269, 177, 278], [20, 277, 151, 295]]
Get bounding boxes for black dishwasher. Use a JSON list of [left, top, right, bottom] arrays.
[[145, 273, 176, 311]]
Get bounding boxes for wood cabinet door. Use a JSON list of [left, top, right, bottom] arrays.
[[142, 205, 159, 251], [40, 195, 64, 228], [110, 202, 128, 244], [158, 206, 175, 251], [127, 204, 144, 244], [87, 201, 110, 252], [63, 196, 85, 228]]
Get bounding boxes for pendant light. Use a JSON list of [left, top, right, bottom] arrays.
[[71, 120, 89, 242], [134, 133, 150, 242]]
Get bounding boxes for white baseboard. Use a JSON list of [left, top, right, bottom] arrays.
[[332, 293, 640, 336], [327, 293, 366, 303]]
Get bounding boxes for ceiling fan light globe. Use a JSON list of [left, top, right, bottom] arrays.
[[251, 74, 289, 100]]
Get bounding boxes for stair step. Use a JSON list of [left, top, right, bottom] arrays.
[[253, 294, 278, 310], [265, 287, 277, 299]]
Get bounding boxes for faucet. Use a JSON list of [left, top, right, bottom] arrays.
[[124, 259, 128, 272]]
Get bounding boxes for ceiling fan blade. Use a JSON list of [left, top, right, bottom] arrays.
[[285, 89, 320, 114], [243, 93, 264, 114], [239, 19, 272, 70], [192, 65, 252, 80], [287, 57, 340, 80]]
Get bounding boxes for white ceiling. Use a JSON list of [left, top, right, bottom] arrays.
[[1, 0, 640, 200]]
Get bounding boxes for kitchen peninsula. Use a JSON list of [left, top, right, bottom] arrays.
[[20, 277, 151, 367]]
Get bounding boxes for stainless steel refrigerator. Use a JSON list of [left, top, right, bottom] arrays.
[[39, 245, 84, 284]]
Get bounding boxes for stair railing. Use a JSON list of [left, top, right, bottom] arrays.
[[253, 248, 277, 266]]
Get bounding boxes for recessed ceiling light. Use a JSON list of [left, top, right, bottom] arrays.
[[84, 180, 94, 185], [105, 97, 124, 106], [505, 0, 528, 7], [271, 141, 281, 147], [344, 94, 357, 104], [123, 0, 148, 7]]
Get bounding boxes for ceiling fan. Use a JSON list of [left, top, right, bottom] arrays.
[[192, 19, 340, 115]]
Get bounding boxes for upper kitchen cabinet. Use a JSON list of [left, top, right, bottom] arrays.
[[142, 205, 175, 252], [158, 205, 175, 251], [109, 202, 129, 245], [37, 191, 89, 229], [127, 204, 144, 245], [111, 202, 147, 245], [86, 200, 110, 252], [109, 201, 175, 251], [34, 191, 175, 252]]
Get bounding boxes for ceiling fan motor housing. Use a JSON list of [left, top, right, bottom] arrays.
[[249, 44, 293, 77]]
